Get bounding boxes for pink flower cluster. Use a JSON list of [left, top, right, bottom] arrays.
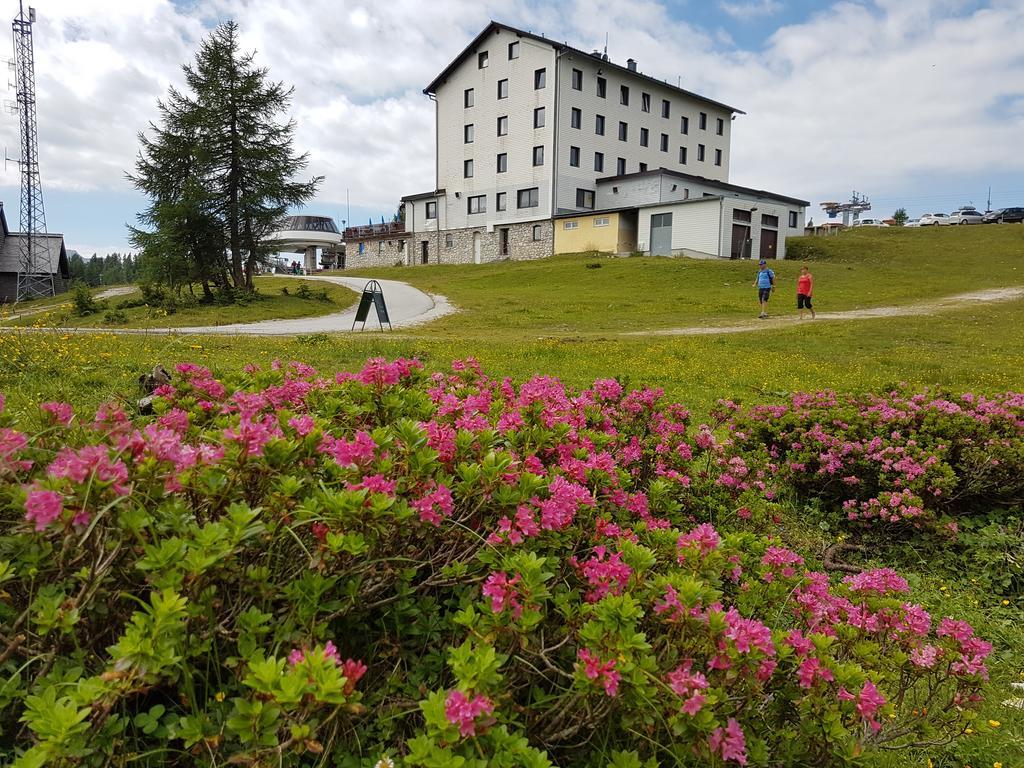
[[410, 483, 454, 526], [482, 571, 523, 619], [666, 660, 709, 715], [577, 648, 620, 697], [709, 717, 748, 765], [760, 546, 804, 582], [444, 689, 495, 737], [571, 546, 633, 602]]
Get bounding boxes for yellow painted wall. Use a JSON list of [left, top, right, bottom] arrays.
[[553, 212, 623, 254]]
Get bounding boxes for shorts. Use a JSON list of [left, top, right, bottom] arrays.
[[758, 288, 772, 302], [797, 293, 813, 309]]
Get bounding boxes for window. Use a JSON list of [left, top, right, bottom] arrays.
[[518, 187, 539, 208], [616, 157, 626, 175], [464, 124, 474, 143], [733, 209, 751, 222], [465, 88, 474, 108], [639, 162, 647, 172], [467, 195, 486, 214], [640, 127, 649, 147], [464, 159, 474, 178], [533, 145, 544, 166], [662, 99, 671, 119], [496, 192, 507, 211], [680, 115, 689, 134], [497, 152, 507, 173], [618, 121, 628, 141], [571, 107, 581, 129], [497, 115, 508, 136], [445, 232, 454, 248], [595, 114, 605, 135], [563, 220, 579, 230], [714, 148, 722, 166], [497, 79, 508, 99], [508, 41, 519, 59], [426, 201, 437, 219], [716, 117, 724, 136], [679, 146, 687, 164], [378, 241, 383, 255], [594, 151, 604, 172], [576, 188, 594, 209], [533, 224, 543, 240], [594, 217, 609, 227], [534, 107, 545, 128], [478, 51, 488, 69], [534, 68, 546, 89], [569, 146, 580, 167], [358, 242, 365, 254], [762, 214, 779, 227], [660, 133, 669, 152], [699, 111, 707, 130], [620, 84, 629, 105], [641, 92, 651, 112], [789, 211, 798, 228], [697, 143, 705, 161], [597, 76, 606, 98], [572, 68, 583, 90]]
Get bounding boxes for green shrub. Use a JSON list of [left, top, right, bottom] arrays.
[[0, 360, 995, 767], [71, 282, 98, 316], [102, 309, 128, 324]]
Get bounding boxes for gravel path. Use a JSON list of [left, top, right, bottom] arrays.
[[2, 286, 136, 321], [627, 287, 1024, 337]]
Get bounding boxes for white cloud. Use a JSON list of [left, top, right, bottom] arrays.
[[719, 0, 783, 21], [0, 0, 1021, 246]]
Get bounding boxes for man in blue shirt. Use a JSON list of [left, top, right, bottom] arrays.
[[752, 259, 775, 318]]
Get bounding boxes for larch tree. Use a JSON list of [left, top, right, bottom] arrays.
[[129, 20, 321, 293]]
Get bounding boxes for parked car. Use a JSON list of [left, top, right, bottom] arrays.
[[918, 213, 950, 226], [854, 218, 888, 227], [982, 207, 1024, 224], [949, 209, 984, 225], [903, 219, 921, 227]]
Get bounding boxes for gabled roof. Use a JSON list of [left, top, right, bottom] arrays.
[[596, 167, 810, 207], [401, 188, 446, 202], [0, 232, 69, 276], [424, 21, 744, 115]]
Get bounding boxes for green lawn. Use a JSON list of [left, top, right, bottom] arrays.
[[330, 226, 1024, 337], [3, 276, 357, 329]]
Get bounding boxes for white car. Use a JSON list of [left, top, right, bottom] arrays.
[[854, 218, 888, 227], [949, 209, 983, 225], [904, 219, 921, 227], [918, 213, 950, 226]]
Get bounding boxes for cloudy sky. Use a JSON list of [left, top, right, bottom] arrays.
[[0, 0, 1022, 256]]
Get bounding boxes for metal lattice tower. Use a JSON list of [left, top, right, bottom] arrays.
[[12, 1, 53, 300]]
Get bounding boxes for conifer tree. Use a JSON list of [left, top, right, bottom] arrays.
[[130, 20, 321, 293]]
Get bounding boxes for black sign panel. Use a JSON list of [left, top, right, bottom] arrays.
[[351, 280, 392, 331]]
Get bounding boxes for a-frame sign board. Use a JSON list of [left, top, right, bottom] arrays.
[[351, 280, 392, 331]]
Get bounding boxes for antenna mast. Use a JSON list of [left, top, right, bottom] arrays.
[[12, 1, 52, 300]]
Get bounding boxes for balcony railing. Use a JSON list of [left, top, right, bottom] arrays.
[[343, 221, 405, 240]]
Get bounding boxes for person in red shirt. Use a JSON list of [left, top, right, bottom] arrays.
[[797, 265, 815, 320]]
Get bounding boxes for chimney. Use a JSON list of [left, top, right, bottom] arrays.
[[627, 58, 637, 72]]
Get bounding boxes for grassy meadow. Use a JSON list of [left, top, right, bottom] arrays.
[[0, 225, 1022, 766], [1, 276, 357, 330]]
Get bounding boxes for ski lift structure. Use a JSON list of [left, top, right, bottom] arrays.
[[820, 192, 871, 227]]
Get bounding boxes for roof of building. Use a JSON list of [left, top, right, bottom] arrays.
[[400, 189, 447, 202], [0, 232, 69, 275], [424, 21, 745, 115], [596, 167, 810, 207]]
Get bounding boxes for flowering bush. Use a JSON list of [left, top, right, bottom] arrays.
[[0, 362, 995, 766], [726, 389, 1024, 533]]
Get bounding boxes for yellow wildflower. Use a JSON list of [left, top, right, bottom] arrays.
[[988, 719, 1000, 727]]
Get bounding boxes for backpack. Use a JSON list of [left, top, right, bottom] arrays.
[[767, 269, 775, 287]]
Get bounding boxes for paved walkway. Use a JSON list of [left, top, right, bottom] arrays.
[[0, 276, 454, 336], [2, 286, 135, 322]]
